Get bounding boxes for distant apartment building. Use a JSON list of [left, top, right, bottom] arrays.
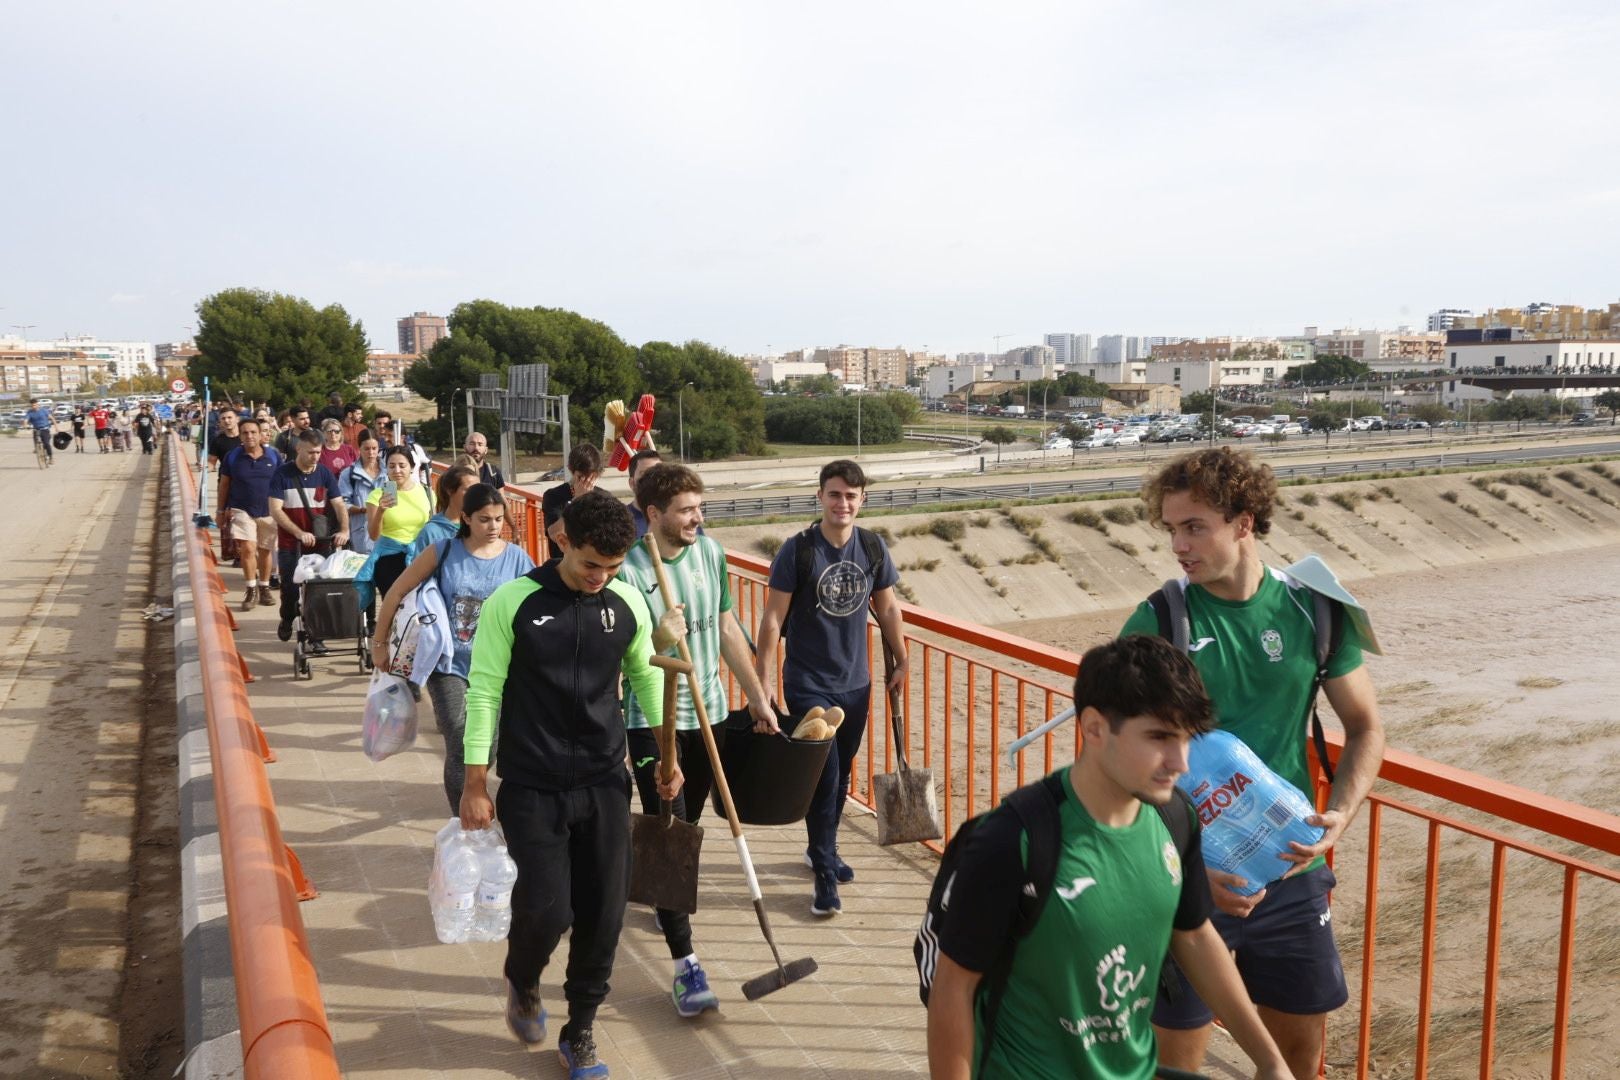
[[953, 351, 991, 364], [1096, 335, 1127, 365], [906, 350, 947, 383], [365, 352, 418, 385], [0, 337, 154, 380], [154, 342, 199, 380], [0, 346, 102, 394], [1311, 328, 1445, 366], [811, 346, 863, 384], [1044, 333, 1075, 366], [1427, 308, 1474, 332], [1149, 338, 1234, 364], [923, 362, 991, 400], [397, 312, 448, 356], [1454, 301, 1620, 340], [805, 345, 909, 387], [999, 344, 1055, 371], [1446, 339, 1620, 371]]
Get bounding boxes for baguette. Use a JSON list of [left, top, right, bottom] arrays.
[[821, 706, 845, 730], [792, 716, 831, 740]]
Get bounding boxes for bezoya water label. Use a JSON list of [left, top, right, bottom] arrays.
[[1176, 729, 1324, 895]]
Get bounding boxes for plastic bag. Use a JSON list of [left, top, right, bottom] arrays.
[[320, 549, 367, 580], [292, 553, 326, 585], [361, 672, 418, 761]]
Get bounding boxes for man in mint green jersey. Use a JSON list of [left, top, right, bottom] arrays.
[[461, 490, 681, 1080], [926, 636, 1292, 1080], [1121, 447, 1385, 1080], [617, 463, 777, 1018]]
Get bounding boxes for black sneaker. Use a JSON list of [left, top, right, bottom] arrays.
[[504, 980, 547, 1046], [557, 1025, 609, 1079], [276, 618, 293, 642], [811, 873, 841, 917], [307, 640, 330, 656], [803, 849, 855, 883]]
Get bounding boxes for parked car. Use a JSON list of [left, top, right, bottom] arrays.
[[1278, 422, 1303, 435], [1571, 412, 1595, 425], [1042, 436, 1073, 451], [1110, 431, 1143, 447], [1409, 420, 1430, 430]]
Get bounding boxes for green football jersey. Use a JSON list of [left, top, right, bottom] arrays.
[[1120, 568, 1363, 871], [978, 776, 1194, 1079], [619, 535, 734, 731]]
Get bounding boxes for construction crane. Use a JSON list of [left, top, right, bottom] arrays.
[[992, 332, 1019, 355]]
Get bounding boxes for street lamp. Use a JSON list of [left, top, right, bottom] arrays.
[[449, 387, 466, 449], [678, 382, 694, 463], [856, 390, 863, 458]]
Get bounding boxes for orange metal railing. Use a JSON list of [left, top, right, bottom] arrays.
[[173, 437, 341, 1080], [490, 475, 1620, 1078]]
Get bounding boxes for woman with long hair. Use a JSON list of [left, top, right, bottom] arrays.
[[409, 464, 479, 559], [339, 437, 385, 556], [365, 445, 432, 602], [372, 484, 534, 811]]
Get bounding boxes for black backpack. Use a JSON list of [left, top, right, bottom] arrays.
[[914, 772, 1197, 1075], [785, 522, 887, 623], [1147, 576, 1345, 783]]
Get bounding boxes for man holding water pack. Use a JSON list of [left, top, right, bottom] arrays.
[[1121, 447, 1386, 1080]]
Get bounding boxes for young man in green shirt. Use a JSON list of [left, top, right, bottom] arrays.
[[926, 636, 1292, 1080], [461, 491, 682, 1080], [1121, 447, 1385, 1079], [617, 463, 778, 1018]]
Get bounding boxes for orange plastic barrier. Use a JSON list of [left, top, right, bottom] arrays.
[[173, 436, 340, 1079]]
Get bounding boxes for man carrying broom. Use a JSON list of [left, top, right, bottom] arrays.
[[462, 491, 681, 1079], [618, 463, 779, 1017]]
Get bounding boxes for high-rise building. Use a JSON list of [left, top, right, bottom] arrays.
[[1044, 333, 1074, 366], [397, 312, 448, 356], [1097, 335, 1126, 365], [1427, 309, 1473, 332], [1072, 333, 1094, 365]]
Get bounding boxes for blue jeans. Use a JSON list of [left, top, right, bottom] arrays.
[[790, 684, 872, 878]]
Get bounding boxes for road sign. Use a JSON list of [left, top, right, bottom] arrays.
[[170, 378, 189, 394]]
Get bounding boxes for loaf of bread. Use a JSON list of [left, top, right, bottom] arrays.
[[821, 706, 845, 730], [792, 717, 832, 740]]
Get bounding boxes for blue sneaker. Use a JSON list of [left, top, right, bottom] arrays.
[[672, 958, 719, 1017], [557, 1026, 610, 1079], [803, 849, 855, 883], [504, 980, 547, 1046], [811, 873, 841, 917]]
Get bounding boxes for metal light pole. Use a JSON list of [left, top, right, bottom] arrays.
[[678, 382, 693, 463], [856, 391, 862, 457], [449, 387, 464, 450]]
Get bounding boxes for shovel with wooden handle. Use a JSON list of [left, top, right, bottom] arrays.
[[644, 534, 818, 1001], [873, 640, 943, 845], [627, 654, 704, 914]]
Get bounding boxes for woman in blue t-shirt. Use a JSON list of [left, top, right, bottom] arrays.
[[372, 484, 535, 812]]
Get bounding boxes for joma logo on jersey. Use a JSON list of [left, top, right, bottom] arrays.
[[1191, 771, 1254, 827]]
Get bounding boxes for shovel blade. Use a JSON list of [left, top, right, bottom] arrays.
[[741, 956, 819, 1001], [873, 768, 943, 845], [628, 814, 704, 914]]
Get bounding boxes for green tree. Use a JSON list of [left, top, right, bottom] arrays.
[[635, 339, 766, 461], [1290, 354, 1373, 385], [792, 373, 841, 396], [1056, 421, 1092, 443], [982, 424, 1018, 462], [1308, 411, 1340, 440], [1411, 403, 1452, 427], [1181, 391, 1214, 417], [1595, 389, 1620, 424], [191, 288, 368, 409], [405, 300, 640, 453], [763, 396, 902, 444], [883, 391, 921, 426]]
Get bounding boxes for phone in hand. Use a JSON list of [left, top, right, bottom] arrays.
[[382, 480, 398, 499]]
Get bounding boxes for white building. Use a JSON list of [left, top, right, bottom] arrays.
[[758, 358, 835, 387], [1044, 333, 1074, 366], [0, 336, 155, 380], [1427, 308, 1473, 332], [1096, 335, 1127, 365], [1436, 339, 1620, 406], [923, 362, 991, 400], [1072, 333, 1094, 365]]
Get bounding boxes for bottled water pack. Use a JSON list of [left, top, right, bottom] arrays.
[[1176, 729, 1325, 896], [429, 820, 516, 943]]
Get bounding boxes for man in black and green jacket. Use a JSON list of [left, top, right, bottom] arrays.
[[462, 491, 681, 1079]]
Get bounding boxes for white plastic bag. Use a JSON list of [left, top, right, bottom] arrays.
[[361, 672, 418, 762], [292, 553, 326, 585], [320, 549, 367, 580]]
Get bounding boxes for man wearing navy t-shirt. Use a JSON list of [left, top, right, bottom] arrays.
[[754, 459, 907, 917]]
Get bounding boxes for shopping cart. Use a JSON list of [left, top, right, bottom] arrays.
[[293, 577, 372, 679]]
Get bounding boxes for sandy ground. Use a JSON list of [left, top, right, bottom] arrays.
[[0, 435, 182, 1078]]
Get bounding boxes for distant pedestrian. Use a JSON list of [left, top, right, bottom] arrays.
[[91, 403, 111, 452], [71, 410, 86, 452], [268, 431, 350, 643], [24, 399, 54, 465], [341, 403, 370, 450], [364, 445, 433, 602], [318, 418, 358, 476], [338, 437, 384, 556], [463, 432, 504, 490], [208, 408, 242, 470], [411, 465, 480, 558], [218, 419, 283, 610], [541, 444, 603, 548], [274, 406, 313, 457], [133, 404, 158, 454]]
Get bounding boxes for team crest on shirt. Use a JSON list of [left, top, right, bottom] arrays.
[[1260, 628, 1284, 662], [601, 605, 617, 633], [1163, 840, 1182, 886]]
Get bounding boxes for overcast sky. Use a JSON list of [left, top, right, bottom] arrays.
[[5, 1, 1617, 357]]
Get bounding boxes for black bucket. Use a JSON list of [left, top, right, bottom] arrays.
[[52, 431, 72, 450], [711, 707, 833, 826]]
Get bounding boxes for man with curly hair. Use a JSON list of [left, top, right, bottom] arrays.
[[461, 490, 681, 1079], [1120, 446, 1385, 1080]]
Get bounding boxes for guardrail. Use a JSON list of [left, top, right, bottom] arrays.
[[487, 471, 1618, 1076], [170, 436, 341, 1080]]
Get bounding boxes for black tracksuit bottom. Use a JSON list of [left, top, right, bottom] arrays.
[[498, 773, 632, 1029], [625, 726, 719, 959]]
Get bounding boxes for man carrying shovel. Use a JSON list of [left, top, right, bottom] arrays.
[[755, 459, 908, 917], [462, 491, 680, 1080], [619, 463, 779, 1017]]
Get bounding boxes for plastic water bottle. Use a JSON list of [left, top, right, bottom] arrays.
[[472, 844, 518, 942], [1176, 729, 1325, 895], [431, 831, 482, 943]]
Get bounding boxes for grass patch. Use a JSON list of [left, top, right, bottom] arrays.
[[1440, 490, 1459, 503], [1328, 490, 1362, 512], [970, 514, 993, 528], [1500, 471, 1554, 497], [1377, 485, 1398, 501], [1299, 492, 1319, 507], [1032, 534, 1062, 562], [756, 535, 783, 558], [1518, 676, 1564, 689], [894, 581, 917, 603], [1004, 510, 1043, 535], [962, 551, 985, 569], [1102, 503, 1142, 526], [867, 524, 895, 544], [1291, 510, 1306, 521], [1066, 507, 1107, 532], [1108, 538, 1140, 557], [1000, 551, 1045, 566], [1462, 503, 1482, 518], [900, 557, 941, 572]]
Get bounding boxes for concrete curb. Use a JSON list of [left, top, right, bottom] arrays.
[[167, 448, 244, 1079]]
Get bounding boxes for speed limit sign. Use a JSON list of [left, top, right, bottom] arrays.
[[170, 378, 189, 394]]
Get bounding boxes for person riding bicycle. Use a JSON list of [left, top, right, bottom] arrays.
[[25, 399, 55, 465]]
